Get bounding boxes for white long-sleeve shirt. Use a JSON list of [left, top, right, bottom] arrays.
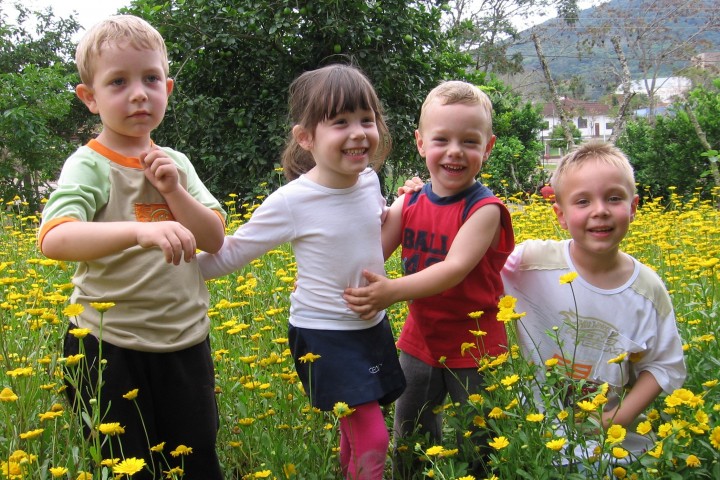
[[198, 168, 387, 330]]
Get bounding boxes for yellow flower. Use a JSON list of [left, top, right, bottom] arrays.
[[150, 442, 165, 452], [686, 454, 701, 467], [253, 470, 272, 478], [559, 272, 578, 284], [50, 466, 69, 477], [545, 357, 559, 367], [298, 352, 321, 363], [123, 389, 139, 400], [577, 400, 596, 412], [89, 302, 116, 312], [332, 402, 356, 418], [636, 421, 653, 436], [709, 426, 720, 450], [612, 447, 629, 459], [170, 445, 193, 457], [113, 458, 147, 476], [605, 424, 627, 444], [526, 413, 544, 422], [557, 410, 569, 421], [488, 436, 510, 450], [63, 304, 85, 317], [488, 407, 505, 419], [607, 352, 627, 364], [64, 354, 85, 366], [164, 467, 184, 477], [98, 423, 125, 436], [425, 446, 445, 456], [545, 437, 566, 451], [469, 329, 487, 337], [0, 387, 18, 402], [500, 374, 520, 387], [497, 295, 516, 310], [69, 328, 91, 338], [283, 463, 297, 477], [101, 459, 119, 467], [468, 310, 484, 319], [612, 467, 627, 479], [76, 471, 93, 480], [19, 428, 44, 440], [460, 342, 477, 356]]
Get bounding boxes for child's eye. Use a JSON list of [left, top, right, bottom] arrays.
[[145, 75, 161, 83], [110, 78, 125, 86]]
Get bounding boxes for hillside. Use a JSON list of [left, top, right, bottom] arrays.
[[506, 0, 720, 100]]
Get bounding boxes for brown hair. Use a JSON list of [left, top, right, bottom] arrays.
[[281, 64, 392, 181], [551, 140, 636, 202], [75, 15, 169, 86]]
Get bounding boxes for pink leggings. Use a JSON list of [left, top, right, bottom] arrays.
[[339, 401, 389, 480]]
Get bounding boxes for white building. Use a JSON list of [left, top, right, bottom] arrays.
[[540, 97, 613, 142], [615, 76, 692, 103]]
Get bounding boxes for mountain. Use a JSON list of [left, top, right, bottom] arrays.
[[505, 0, 720, 101]]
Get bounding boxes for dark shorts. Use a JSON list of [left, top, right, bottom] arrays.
[[289, 316, 406, 411], [63, 325, 223, 480]]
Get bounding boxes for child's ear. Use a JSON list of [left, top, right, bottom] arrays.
[[483, 135, 497, 161], [630, 194, 639, 221], [553, 202, 569, 231], [75, 84, 98, 114], [292, 125, 313, 151], [415, 129, 426, 157], [165, 78, 174, 97]]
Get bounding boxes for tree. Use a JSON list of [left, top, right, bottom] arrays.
[[124, 0, 476, 201], [0, 2, 88, 210], [442, 0, 579, 75], [618, 82, 720, 199], [584, 0, 718, 120]]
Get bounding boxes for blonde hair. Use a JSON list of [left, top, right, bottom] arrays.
[[551, 140, 636, 202], [418, 80, 493, 138], [281, 64, 392, 181], [75, 15, 169, 85]]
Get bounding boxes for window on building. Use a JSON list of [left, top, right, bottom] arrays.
[[606, 123, 614, 131], [577, 117, 588, 128]]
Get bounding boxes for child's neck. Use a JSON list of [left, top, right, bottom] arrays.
[[96, 131, 152, 159], [568, 242, 634, 290]]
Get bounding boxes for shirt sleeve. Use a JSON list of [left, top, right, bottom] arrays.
[[197, 188, 295, 280], [38, 150, 112, 244]]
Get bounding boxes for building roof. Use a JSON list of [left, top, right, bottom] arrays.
[[541, 97, 610, 117]]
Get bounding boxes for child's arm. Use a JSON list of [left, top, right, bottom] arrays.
[[41, 220, 197, 265], [142, 148, 224, 253], [381, 196, 403, 260], [601, 370, 662, 429], [344, 203, 502, 319]]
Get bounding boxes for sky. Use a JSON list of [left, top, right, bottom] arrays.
[[26, 0, 131, 33]]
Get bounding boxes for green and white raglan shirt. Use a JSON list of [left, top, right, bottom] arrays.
[[39, 140, 226, 352]]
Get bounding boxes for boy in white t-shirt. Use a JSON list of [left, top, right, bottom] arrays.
[[502, 140, 686, 455]]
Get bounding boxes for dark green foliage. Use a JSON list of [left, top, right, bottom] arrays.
[[618, 82, 720, 200], [0, 4, 90, 210], [126, 0, 476, 201]]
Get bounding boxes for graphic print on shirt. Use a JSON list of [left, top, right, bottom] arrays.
[[402, 227, 450, 274], [134, 204, 175, 222]]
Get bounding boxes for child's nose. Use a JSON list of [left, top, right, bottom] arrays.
[[129, 83, 148, 102]]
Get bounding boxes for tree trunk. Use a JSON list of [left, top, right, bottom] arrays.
[[608, 36, 635, 144], [684, 104, 720, 189], [532, 32, 575, 149]]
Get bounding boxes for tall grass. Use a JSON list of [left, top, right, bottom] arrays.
[[0, 185, 718, 479]]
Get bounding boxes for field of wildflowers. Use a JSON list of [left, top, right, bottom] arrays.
[[1, 185, 719, 479]]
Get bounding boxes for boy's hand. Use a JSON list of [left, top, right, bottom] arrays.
[[396, 176, 424, 196], [343, 270, 393, 320], [141, 147, 180, 194], [136, 221, 197, 265]]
